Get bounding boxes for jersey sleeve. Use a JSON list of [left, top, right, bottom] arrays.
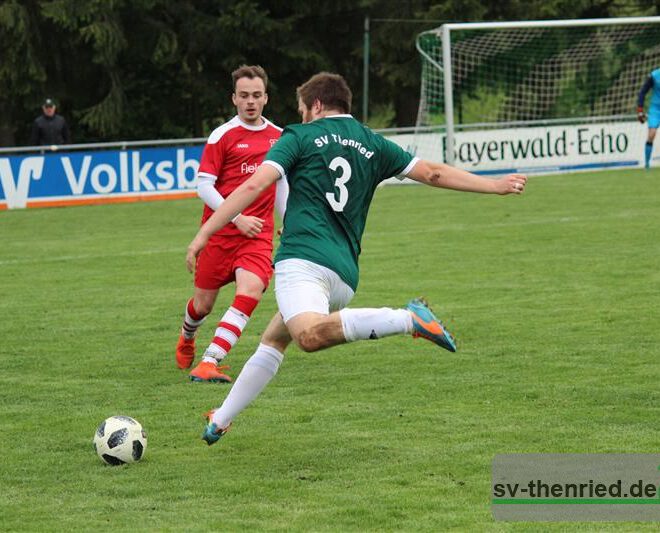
[[198, 137, 225, 179], [262, 126, 301, 178], [375, 135, 416, 182], [638, 76, 654, 107]]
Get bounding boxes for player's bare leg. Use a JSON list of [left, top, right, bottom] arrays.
[[176, 287, 218, 369], [285, 300, 456, 353], [190, 269, 265, 383], [261, 311, 294, 353], [202, 312, 291, 444], [193, 287, 221, 316], [284, 311, 345, 351]]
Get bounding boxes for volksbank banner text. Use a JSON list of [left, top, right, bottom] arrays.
[[0, 145, 202, 209]]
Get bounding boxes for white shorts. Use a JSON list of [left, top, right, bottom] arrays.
[[274, 258, 355, 323]]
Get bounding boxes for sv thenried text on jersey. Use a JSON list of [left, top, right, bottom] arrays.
[[314, 134, 374, 159]]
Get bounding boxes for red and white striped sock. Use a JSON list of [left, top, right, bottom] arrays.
[[202, 295, 259, 362], [181, 299, 207, 339]]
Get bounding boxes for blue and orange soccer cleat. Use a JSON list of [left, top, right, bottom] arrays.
[[406, 298, 457, 352], [201, 410, 231, 446]]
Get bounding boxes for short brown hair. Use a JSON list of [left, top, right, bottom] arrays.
[[296, 72, 352, 114], [231, 65, 268, 91]]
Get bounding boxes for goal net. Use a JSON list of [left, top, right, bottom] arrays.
[[414, 17, 660, 173]]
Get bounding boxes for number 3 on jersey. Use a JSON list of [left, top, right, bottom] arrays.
[[325, 156, 351, 212]]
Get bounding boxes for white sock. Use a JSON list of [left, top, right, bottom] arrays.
[[211, 343, 284, 429], [339, 308, 413, 342]]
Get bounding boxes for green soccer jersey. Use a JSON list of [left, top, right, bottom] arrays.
[[264, 114, 417, 291]]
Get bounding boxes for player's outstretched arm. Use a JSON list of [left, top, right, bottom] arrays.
[[406, 160, 527, 195], [638, 76, 653, 123], [186, 164, 280, 272]]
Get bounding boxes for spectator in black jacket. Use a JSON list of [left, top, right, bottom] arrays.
[[30, 98, 70, 146]]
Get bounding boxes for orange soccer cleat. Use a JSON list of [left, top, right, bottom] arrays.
[[189, 361, 232, 383], [175, 335, 196, 369]]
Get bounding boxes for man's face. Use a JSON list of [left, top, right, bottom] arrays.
[[297, 98, 314, 124], [232, 77, 267, 125], [43, 105, 56, 117]]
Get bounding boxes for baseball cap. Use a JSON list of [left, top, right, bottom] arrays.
[[43, 98, 55, 107]]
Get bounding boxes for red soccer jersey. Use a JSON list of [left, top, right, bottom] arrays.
[[197, 115, 282, 239]]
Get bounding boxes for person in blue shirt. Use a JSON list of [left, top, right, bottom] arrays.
[[637, 68, 660, 169]]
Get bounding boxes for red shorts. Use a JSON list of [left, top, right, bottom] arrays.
[[195, 236, 273, 291]]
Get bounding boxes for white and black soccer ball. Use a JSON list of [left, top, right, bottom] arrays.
[[93, 415, 147, 466]]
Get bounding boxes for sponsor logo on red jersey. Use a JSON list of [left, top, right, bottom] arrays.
[[240, 162, 258, 174]]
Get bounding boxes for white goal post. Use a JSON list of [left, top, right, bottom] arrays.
[[414, 16, 660, 173]]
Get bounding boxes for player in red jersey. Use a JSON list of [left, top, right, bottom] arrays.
[[176, 65, 287, 383]]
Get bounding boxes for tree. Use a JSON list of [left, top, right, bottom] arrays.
[[1, 0, 658, 147], [0, 0, 47, 146]]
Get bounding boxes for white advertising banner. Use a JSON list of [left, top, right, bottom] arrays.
[[384, 121, 650, 180]]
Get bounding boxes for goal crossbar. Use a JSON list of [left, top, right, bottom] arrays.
[[435, 16, 660, 33], [416, 16, 660, 167]]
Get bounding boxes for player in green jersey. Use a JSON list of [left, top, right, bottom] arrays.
[[185, 72, 528, 445]]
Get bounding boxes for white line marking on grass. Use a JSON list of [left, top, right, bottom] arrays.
[[364, 210, 644, 238], [0, 248, 181, 266], [2, 211, 645, 265]]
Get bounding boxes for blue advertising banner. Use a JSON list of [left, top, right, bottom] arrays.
[[0, 145, 203, 209]]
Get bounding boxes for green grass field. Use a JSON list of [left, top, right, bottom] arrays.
[[1, 168, 659, 530]]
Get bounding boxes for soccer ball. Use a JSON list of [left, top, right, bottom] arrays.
[[93, 415, 147, 466]]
